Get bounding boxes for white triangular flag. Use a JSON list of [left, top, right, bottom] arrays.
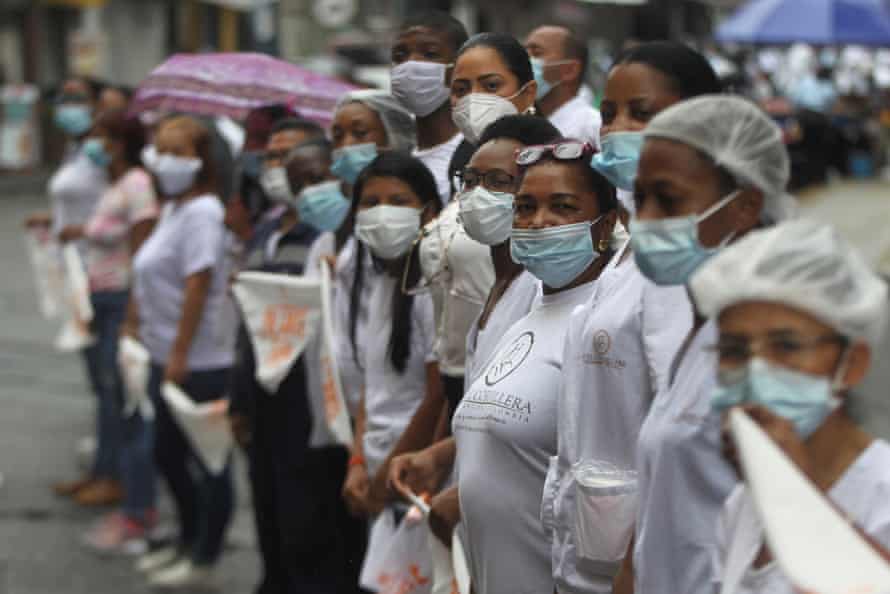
[[161, 382, 232, 475], [730, 408, 890, 594], [23, 228, 63, 319], [54, 244, 95, 352], [118, 336, 153, 419]]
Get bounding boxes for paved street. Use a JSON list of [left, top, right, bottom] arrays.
[[0, 176, 886, 594]]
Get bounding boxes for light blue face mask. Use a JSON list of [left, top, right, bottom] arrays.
[[531, 58, 554, 100], [711, 357, 846, 438], [510, 218, 602, 289], [331, 143, 378, 185], [590, 131, 645, 191], [629, 190, 740, 286], [54, 104, 93, 137], [296, 180, 351, 232], [83, 138, 111, 168]]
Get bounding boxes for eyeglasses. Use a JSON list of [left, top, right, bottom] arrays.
[[707, 333, 848, 370], [455, 168, 517, 193], [515, 140, 596, 167]]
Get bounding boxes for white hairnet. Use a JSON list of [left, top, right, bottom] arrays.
[[644, 95, 796, 224], [691, 219, 889, 347], [335, 90, 416, 153]]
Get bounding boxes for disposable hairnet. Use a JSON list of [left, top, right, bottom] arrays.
[[690, 219, 889, 347], [644, 95, 796, 224], [335, 90, 416, 153]]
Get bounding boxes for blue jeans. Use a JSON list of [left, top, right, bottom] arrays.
[[150, 365, 234, 566], [120, 394, 156, 523], [81, 290, 129, 480]]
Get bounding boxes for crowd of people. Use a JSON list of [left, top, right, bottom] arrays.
[[24, 10, 890, 594]]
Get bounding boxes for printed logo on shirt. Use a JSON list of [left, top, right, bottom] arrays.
[[485, 331, 534, 386], [580, 328, 627, 370], [593, 330, 611, 355]]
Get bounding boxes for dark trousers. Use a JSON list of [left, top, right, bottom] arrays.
[[149, 364, 234, 565], [81, 290, 129, 479]]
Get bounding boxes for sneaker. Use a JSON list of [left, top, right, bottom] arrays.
[[73, 478, 124, 507], [137, 545, 179, 573], [83, 512, 149, 557], [148, 559, 214, 589]]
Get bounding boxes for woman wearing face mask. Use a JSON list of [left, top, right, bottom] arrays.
[[386, 115, 563, 546], [454, 140, 617, 594], [613, 96, 797, 594], [545, 42, 720, 594], [391, 10, 469, 202], [591, 41, 723, 221], [688, 220, 890, 594], [55, 109, 161, 548], [130, 116, 234, 588]]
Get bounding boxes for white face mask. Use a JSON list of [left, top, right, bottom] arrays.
[[355, 204, 422, 260], [452, 90, 524, 144], [391, 61, 451, 117], [457, 186, 515, 246], [260, 166, 294, 205], [142, 145, 202, 197]]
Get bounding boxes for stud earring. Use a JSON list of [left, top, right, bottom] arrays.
[[598, 238, 610, 252]]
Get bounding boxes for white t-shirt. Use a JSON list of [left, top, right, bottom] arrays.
[[549, 96, 602, 148], [362, 273, 437, 476], [715, 440, 890, 594], [454, 281, 597, 594], [48, 147, 107, 256], [633, 319, 739, 594], [545, 251, 692, 594], [133, 194, 234, 370], [419, 201, 495, 377], [464, 270, 540, 392], [413, 133, 463, 204], [332, 236, 377, 415]]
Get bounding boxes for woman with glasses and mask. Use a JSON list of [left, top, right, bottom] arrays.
[[129, 115, 234, 588], [453, 139, 617, 594], [613, 95, 797, 594], [688, 219, 890, 594]]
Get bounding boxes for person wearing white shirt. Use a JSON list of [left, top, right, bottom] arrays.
[[454, 140, 618, 594], [525, 26, 602, 148]]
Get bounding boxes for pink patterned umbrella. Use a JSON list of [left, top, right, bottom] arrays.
[[130, 52, 357, 125]]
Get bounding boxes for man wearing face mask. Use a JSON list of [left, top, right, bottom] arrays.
[[525, 26, 602, 149], [229, 135, 363, 594], [390, 11, 469, 203]]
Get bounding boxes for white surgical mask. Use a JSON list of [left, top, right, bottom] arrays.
[[141, 145, 202, 197], [391, 61, 451, 117], [260, 166, 294, 204], [452, 87, 527, 144], [355, 204, 422, 260], [457, 186, 515, 246]]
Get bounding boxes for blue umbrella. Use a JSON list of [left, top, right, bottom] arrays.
[[716, 0, 890, 45]]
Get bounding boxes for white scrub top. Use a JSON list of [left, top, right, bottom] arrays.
[[48, 147, 107, 257], [413, 133, 463, 203], [418, 200, 495, 378], [464, 270, 540, 391], [548, 95, 602, 149], [633, 319, 738, 594], [454, 280, 597, 594], [546, 251, 692, 594], [716, 440, 890, 594], [362, 273, 436, 476]]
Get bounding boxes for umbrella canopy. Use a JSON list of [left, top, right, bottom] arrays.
[[716, 0, 890, 46], [130, 52, 357, 125]]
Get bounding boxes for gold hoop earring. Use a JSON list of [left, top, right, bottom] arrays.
[[597, 238, 610, 252]]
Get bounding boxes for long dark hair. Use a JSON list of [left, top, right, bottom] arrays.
[[456, 33, 534, 88], [93, 108, 146, 168], [348, 152, 442, 373]]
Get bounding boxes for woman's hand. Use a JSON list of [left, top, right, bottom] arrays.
[[228, 412, 252, 448], [57, 225, 85, 243], [343, 463, 371, 517], [388, 447, 448, 503], [429, 486, 461, 546], [24, 212, 52, 228], [164, 348, 188, 386]]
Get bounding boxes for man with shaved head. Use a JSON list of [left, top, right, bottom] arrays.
[[525, 25, 602, 147]]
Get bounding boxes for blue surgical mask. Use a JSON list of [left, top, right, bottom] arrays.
[[590, 131, 645, 191], [83, 137, 111, 168], [297, 180, 351, 232], [711, 357, 845, 438], [629, 190, 740, 286], [54, 104, 93, 137], [531, 58, 554, 100], [510, 218, 602, 289], [331, 143, 378, 185]]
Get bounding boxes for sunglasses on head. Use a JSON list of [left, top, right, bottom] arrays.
[[515, 140, 597, 167]]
